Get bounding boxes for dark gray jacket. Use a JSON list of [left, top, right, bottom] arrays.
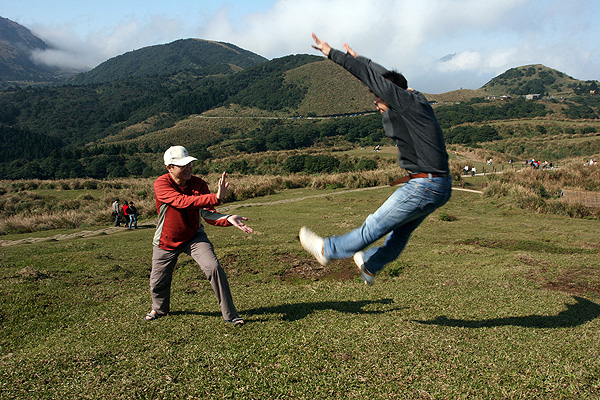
[[329, 49, 449, 174]]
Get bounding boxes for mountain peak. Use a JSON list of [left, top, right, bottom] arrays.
[[0, 16, 64, 84], [68, 38, 268, 85], [0, 16, 48, 50], [480, 64, 583, 96]]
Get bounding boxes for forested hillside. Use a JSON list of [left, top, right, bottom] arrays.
[[481, 64, 599, 97], [69, 39, 268, 85], [1, 35, 599, 180], [0, 16, 69, 84]]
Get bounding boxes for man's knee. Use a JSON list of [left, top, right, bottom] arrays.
[[198, 257, 223, 278]]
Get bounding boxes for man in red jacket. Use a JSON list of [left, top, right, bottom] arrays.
[[145, 146, 253, 325]]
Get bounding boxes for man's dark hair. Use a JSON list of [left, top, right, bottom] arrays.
[[382, 70, 408, 90]]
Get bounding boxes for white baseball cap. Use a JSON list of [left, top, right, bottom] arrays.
[[163, 146, 198, 166]]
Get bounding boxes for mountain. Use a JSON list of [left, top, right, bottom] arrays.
[[0, 52, 327, 145], [0, 18, 598, 180], [69, 38, 269, 85], [0, 17, 269, 88], [480, 64, 597, 97], [0, 16, 66, 85]]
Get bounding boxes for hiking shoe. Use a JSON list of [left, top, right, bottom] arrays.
[[299, 227, 329, 266], [354, 251, 375, 286]]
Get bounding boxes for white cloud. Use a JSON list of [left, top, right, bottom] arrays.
[[29, 15, 187, 70], [21, 0, 599, 92], [197, 0, 544, 91], [437, 51, 483, 72]]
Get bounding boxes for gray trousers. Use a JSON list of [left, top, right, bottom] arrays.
[[149, 231, 239, 321]]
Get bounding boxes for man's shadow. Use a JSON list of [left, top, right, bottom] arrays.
[[184, 299, 402, 322], [413, 296, 600, 329]]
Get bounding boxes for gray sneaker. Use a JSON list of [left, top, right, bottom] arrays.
[[354, 251, 375, 285], [299, 227, 330, 266]]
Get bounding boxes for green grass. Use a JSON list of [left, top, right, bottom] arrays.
[[1, 188, 599, 399]]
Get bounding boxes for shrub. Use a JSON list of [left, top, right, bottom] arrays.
[[228, 159, 251, 174], [304, 155, 339, 174], [482, 163, 600, 219], [283, 155, 306, 173], [356, 158, 377, 171]]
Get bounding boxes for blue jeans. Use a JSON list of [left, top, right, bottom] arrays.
[[128, 214, 137, 229], [323, 175, 452, 274]]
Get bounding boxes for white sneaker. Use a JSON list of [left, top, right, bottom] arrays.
[[354, 251, 375, 286], [299, 227, 329, 266]]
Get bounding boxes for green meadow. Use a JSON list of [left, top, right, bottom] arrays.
[[1, 186, 599, 399]]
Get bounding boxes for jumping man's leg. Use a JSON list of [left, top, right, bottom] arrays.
[[323, 176, 452, 272]]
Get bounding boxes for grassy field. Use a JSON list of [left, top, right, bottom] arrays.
[[1, 186, 599, 399]]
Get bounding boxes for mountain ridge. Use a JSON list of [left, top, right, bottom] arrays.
[[1, 16, 598, 96], [480, 64, 598, 97], [69, 38, 269, 85], [0, 16, 60, 83]]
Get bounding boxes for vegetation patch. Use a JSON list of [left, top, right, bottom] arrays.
[[524, 263, 600, 296], [459, 237, 596, 255], [1, 184, 600, 398], [277, 254, 357, 283]]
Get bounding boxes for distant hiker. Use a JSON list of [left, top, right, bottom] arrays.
[[145, 146, 253, 325], [127, 201, 138, 229], [300, 34, 451, 286], [112, 199, 120, 226], [122, 201, 130, 227]]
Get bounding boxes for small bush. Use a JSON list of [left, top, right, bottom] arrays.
[[356, 158, 377, 171], [228, 159, 251, 174], [283, 155, 306, 173], [304, 155, 339, 174]]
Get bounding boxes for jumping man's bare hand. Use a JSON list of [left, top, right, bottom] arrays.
[[343, 43, 359, 58], [311, 33, 331, 57]]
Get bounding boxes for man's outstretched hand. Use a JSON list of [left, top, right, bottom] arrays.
[[343, 43, 358, 58], [227, 215, 254, 234], [311, 33, 331, 57], [312, 33, 360, 59], [216, 171, 229, 201]]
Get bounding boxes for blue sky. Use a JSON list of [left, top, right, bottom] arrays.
[[4, 0, 599, 93]]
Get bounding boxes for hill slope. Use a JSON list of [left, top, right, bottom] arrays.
[[0, 16, 62, 84], [480, 64, 598, 97], [0, 53, 325, 145], [69, 39, 268, 85]]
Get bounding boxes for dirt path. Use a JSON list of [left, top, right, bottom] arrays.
[[0, 186, 481, 247]]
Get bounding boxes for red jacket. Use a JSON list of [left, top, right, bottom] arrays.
[[152, 173, 231, 250]]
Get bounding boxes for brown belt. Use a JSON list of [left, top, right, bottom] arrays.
[[389, 173, 446, 186]]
